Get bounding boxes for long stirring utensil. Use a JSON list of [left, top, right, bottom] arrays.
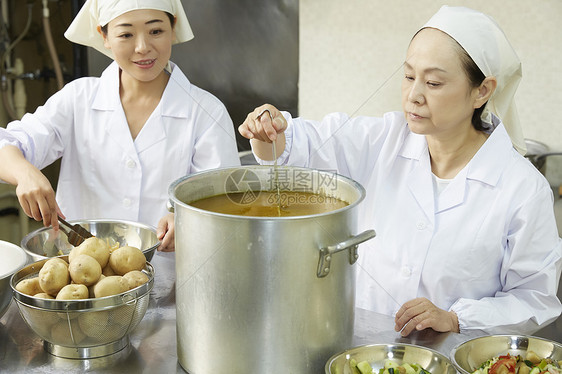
[[256, 109, 281, 216]]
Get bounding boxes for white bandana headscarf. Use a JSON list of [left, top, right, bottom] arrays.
[[420, 6, 526, 155], [64, 0, 194, 59]]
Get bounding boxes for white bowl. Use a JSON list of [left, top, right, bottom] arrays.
[[0, 240, 28, 318]]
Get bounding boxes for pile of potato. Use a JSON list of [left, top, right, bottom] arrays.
[[16, 237, 149, 300], [14, 237, 151, 346]]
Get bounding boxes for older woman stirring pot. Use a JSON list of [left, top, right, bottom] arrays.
[[239, 6, 562, 335]]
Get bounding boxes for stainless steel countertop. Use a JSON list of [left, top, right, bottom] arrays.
[[0, 251, 506, 373]]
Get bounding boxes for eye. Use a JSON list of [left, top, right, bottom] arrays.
[[427, 81, 441, 87], [404, 75, 414, 81], [118, 32, 133, 39], [150, 28, 164, 36]]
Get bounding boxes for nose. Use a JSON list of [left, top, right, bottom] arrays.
[[407, 80, 425, 105], [135, 35, 150, 54]]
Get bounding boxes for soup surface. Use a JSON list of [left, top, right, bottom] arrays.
[[189, 191, 348, 217]]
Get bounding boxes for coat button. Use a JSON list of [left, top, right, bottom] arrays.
[[126, 159, 136, 168], [123, 198, 131, 207], [401, 266, 412, 277], [416, 221, 426, 230]]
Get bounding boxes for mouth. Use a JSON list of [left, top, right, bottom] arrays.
[[407, 112, 425, 120], [134, 59, 156, 68]]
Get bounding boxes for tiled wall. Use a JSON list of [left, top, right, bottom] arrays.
[[299, 0, 562, 187]]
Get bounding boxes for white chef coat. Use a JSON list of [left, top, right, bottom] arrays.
[[256, 110, 562, 334], [0, 61, 240, 228]]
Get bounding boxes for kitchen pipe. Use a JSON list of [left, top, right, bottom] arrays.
[[42, 0, 64, 90], [0, 0, 33, 120], [13, 58, 26, 119]]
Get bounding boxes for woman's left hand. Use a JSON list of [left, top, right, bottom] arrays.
[[157, 213, 175, 252], [394, 297, 459, 336]]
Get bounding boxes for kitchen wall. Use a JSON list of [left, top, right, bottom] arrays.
[[299, 0, 562, 188]]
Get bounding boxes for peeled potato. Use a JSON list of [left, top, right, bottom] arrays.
[[69, 237, 111, 268], [50, 319, 86, 345], [102, 264, 116, 276], [123, 270, 149, 290], [108, 246, 146, 275], [25, 308, 58, 337], [69, 254, 102, 286], [88, 274, 105, 298], [16, 277, 43, 296], [48, 257, 69, 268], [56, 284, 89, 300], [93, 276, 129, 298], [34, 292, 55, 299], [39, 258, 70, 296], [110, 304, 136, 326]]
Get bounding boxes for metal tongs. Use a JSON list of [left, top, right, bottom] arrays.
[[57, 217, 94, 246]]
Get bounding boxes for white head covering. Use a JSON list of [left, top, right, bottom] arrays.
[[420, 6, 526, 155], [64, 0, 194, 59]]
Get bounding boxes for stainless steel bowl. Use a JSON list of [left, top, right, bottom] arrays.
[[325, 343, 457, 374], [21, 219, 159, 262], [0, 240, 28, 319], [451, 335, 562, 374], [10, 255, 154, 359]]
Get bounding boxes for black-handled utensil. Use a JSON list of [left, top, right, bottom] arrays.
[[57, 217, 94, 246]]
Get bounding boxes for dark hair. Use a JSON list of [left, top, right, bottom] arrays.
[[453, 41, 489, 132], [100, 12, 175, 35]]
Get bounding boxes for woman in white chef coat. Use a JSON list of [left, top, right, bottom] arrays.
[[238, 6, 562, 335], [0, 0, 239, 251]]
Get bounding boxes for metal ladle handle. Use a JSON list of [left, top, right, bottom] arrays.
[[317, 229, 376, 278]]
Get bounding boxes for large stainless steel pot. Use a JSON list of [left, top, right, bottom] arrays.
[[168, 166, 375, 374]]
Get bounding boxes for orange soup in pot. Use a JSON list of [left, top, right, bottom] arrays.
[[189, 191, 348, 217]]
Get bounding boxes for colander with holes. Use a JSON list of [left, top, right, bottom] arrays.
[[9, 256, 154, 359]]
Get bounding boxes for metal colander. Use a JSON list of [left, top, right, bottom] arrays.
[[10, 256, 154, 359]]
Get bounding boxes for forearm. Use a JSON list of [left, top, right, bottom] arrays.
[[0, 145, 37, 185]]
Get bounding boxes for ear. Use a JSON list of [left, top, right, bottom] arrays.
[[97, 25, 111, 49], [474, 76, 497, 109]]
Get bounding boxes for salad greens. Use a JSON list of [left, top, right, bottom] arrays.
[[349, 358, 432, 374], [472, 353, 562, 374]]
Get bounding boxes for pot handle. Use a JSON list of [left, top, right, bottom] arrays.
[[317, 229, 376, 278], [167, 200, 175, 213]]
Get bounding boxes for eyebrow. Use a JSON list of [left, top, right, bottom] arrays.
[[403, 61, 448, 74], [114, 19, 164, 28]]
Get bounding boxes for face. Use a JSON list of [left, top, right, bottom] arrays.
[[401, 28, 481, 138], [101, 9, 175, 83]]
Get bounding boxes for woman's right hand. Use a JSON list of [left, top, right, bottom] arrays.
[[238, 104, 287, 142], [15, 166, 62, 230]]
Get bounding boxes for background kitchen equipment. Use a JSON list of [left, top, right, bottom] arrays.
[[524, 139, 562, 241], [451, 335, 562, 374], [524, 139, 562, 177], [20, 219, 160, 262], [0, 240, 27, 319], [168, 165, 376, 374], [325, 343, 457, 374], [10, 255, 154, 359]]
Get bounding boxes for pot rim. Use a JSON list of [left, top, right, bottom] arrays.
[[168, 165, 367, 220]]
